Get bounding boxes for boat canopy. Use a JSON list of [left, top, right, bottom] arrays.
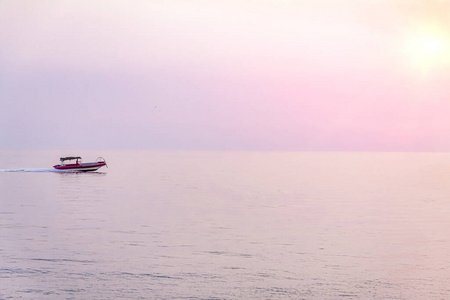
[[60, 156, 82, 162]]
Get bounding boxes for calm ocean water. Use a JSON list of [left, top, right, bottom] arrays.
[[1, 150, 450, 299]]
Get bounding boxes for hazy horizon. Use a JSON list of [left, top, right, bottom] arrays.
[[2, 0, 450, 151]]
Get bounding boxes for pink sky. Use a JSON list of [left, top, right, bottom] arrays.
[[1, 0, 449, 150]]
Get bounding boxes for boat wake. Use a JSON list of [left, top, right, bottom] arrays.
[[1, 157, 107, 173], [0, 168, 105, 174], [0, 168, 60, 172], [0, 168, 101, 173]]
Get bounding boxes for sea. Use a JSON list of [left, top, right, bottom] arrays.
[[1, 150, 450, 299]]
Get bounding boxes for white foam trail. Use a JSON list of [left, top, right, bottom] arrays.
[[0, 168, 104, 173], [0, 168, 60, 172]]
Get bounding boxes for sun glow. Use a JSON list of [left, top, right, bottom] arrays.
[[405, 23, 450, 72]]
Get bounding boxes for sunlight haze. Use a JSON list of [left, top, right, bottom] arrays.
[[1, 0, 449, 150]]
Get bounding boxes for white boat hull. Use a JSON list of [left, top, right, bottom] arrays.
[[57, 166, 103, 172]]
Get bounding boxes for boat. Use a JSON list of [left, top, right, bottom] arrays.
[[53, 156, 107, 172]]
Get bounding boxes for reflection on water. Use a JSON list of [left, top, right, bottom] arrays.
[[1, 151, 450, 299]]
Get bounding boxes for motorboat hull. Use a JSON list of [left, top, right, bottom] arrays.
[[53, 161, 107, 172]]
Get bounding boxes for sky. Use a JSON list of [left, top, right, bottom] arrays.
[[1, 0, 450, 151]]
